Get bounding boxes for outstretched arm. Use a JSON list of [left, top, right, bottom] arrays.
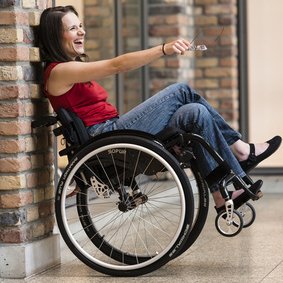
[[47, 39, 191, 96]]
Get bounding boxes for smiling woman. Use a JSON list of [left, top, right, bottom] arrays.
[[38, 6, 85, 63], [61, 12, 85, 59]]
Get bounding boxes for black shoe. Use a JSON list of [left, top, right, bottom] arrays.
[[239, 136, 282, 173], [215, 179, 263, 214]]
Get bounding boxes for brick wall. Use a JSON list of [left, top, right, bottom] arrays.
[[193, 0, 239, 129], [148, 0, 239, 128], [0, 0, 53, 244], [84, 0, 116, 104], [148, 0, 194, 94]]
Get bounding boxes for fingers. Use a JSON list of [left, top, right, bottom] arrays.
[[163, 39, 192, 55], [172, 39, 191, 55]]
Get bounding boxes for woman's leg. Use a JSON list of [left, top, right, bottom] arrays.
[[87, 82, 245, 179], [115, 82, 240, 140], [167, 102, 245, 178], [87, 82, 269, 208]]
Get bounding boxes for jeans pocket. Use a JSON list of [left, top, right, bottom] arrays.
[[87, 118, 119, 137], [87, 123, 104, 136]]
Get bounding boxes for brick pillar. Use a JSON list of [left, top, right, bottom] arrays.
[[0, 0, 60, 279], [148, 0, 195, 95], [84, 0, 115, 103], [149, 0, 239, 128], [193, 0, 239, 129]]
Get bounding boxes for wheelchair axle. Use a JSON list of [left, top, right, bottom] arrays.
[[118, 189, 148, 212]]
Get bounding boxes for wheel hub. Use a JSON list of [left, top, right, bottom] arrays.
[[118, 193, 148, 212]]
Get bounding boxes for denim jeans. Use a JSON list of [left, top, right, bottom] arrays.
[[87, 83, 245, 184]]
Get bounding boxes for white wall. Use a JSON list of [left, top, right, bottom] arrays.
[[56, 0, 84, 20], [247, 0, 283, 167]]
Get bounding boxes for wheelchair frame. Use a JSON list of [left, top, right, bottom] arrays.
[[32, 108, 259, 276]]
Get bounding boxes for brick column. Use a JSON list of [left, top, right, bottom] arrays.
[[0, 0, 60, 279], [84, 0, 115, 102], [193, 0, 239, 129], [148, 0, 239, 128], [148, 0, 194, 95]]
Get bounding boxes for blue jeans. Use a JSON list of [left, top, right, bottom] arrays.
[[87, 83, 245, 184]]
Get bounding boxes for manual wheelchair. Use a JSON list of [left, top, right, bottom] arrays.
[[32, 108, 261, 277]]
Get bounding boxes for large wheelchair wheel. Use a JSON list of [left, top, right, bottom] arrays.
[[55, 134, 195, 276]]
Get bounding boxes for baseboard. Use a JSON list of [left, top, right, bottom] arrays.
[[0, 234, 61, 279], [249, 167, 283, 176]]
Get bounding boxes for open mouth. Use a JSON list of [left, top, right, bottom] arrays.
[[74, 40, 84, 47]]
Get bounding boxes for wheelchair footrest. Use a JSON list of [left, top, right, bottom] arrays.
[[205, 161, 231, 187], [246, 179, 263, 201]]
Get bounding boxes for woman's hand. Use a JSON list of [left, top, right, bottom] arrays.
[[162, 39, 191, 55]]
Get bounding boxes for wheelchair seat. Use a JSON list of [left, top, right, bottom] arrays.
[[53, 108, 190, 159]]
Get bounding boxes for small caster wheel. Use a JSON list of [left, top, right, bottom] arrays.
[[215, 209, 243, 237], [236, 202, 256, 228]]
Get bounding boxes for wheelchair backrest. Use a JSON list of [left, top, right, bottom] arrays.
[[52, 108, 90, 158], [56, 108, 90, 145]]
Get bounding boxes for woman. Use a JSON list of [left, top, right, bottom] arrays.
[[38, 6, 281, 210]]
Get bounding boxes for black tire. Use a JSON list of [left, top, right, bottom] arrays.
[[170, 159, 209, 258], [215, 209, 243, 237], [55, 134, 195, 276], [236, 202, 256, 228]]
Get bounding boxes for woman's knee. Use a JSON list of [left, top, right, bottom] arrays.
[[170, 82, 201, 103], [169, 103, 210, 129], [186, 103, 209, 119], [171, 82, 192, 93]]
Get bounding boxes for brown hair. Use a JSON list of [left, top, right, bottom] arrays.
[[38, 6, 86, 63]]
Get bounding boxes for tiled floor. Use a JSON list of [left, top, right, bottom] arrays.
[[1, 176, 283, 283]]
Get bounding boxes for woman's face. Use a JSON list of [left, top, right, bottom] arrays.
[[61, 12, 85, 59]]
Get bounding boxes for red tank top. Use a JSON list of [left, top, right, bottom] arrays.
[[44, 63, 119, 126]]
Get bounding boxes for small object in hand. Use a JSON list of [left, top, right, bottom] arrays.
[[188, 44, 207, 51]]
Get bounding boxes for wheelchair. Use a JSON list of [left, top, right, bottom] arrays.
[[32, 108, 261, 277]]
